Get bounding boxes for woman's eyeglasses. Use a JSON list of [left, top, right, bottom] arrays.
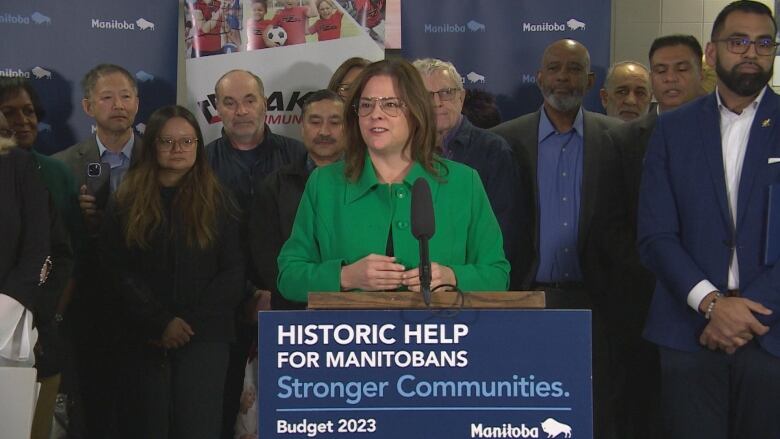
[[354, 97, 406, 117]]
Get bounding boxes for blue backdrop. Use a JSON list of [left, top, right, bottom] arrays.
[[0, 1, 178, 155], [400, 0, 612, 120]]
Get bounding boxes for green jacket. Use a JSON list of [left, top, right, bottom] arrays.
[[278, 156, 510, 302]]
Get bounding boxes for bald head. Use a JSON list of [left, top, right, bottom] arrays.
[[214, 69, 268, 148], [537, 39, 594, 113], [600, 61, 652, 121], [541, 39, 591, 72]]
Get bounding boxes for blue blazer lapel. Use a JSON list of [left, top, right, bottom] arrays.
[[699, 94, 733, 230], [737, 89, 780, 228]]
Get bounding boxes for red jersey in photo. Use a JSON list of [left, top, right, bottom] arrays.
[[193, 0, 224, 53], [270, 6, 309, 45], [354, 0, 384, 29], [308, 10, 343, 41], [246, 18, 272, 49]]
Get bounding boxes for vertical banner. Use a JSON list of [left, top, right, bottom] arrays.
[[184, 0, 384, 143], [0, 1, 178, 154], [399, 0, 611, 120]]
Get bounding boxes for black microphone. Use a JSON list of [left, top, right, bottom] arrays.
[[411, 177, 435, 306]]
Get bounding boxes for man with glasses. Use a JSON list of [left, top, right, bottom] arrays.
[[491, 39, 623, 439], [412, 58, 521, 265], [638, 1, 780, 437]]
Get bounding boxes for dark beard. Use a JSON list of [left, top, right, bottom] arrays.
[[716, 60, 772, 97]]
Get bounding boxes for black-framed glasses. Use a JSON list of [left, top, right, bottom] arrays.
[[157, 137, 197, 151], [0, 128, 15, 138], [429, 87, 461, 102], [714, 36, 778, 56], [354, 97, 406, 117]]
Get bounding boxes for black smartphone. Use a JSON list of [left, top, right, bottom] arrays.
[[85, 162, 110, 209]]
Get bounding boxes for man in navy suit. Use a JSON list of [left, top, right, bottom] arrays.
[[638, 1, 780, 437]]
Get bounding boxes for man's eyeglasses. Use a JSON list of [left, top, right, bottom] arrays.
[[354, 97, 406, 117], [713, 36, 779, 56], [0, 128, 15, 139], [158, 137, 198, 151], [429, 87, 461, 102]]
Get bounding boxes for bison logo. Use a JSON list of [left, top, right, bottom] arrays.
[[30, 12, 51, 25], [540, 418, 572, 438], [136, 17, 155, 30], [566, 18, 585, 30], [466, 71, 486, 84], [31, 66, 52, 79], [466, 20, 486, 32]]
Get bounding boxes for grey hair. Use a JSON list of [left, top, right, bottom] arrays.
[[411, 58, 464, 90], [604, 61, 650, 90]]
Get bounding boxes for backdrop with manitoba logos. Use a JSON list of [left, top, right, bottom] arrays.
[[399, 0, 612, 120], [0, 0, 178, 155]]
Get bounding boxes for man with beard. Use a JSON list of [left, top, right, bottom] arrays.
[[491, 39, 622, 439], [249, 89, 346, 311], [638, 1, 780, 437], [599, 61, 652, 121]]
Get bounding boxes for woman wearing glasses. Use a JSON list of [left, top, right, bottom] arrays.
[[327, 56, 370, 100], [101, 105, 244, 439], [278, 59, 509, 303]]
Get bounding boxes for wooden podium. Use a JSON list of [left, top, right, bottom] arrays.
[[307, 290, 545, 309]]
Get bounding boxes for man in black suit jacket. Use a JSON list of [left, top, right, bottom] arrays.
[[599, 35, 705, 439], [491, 39, 622, 439]]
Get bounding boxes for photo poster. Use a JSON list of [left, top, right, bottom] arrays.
[[0, 0, 178, 154], [399, 0, 612, 120], [183, 0, 385, 142]]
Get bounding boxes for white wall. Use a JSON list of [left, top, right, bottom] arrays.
[[612, 0, 773, 65]]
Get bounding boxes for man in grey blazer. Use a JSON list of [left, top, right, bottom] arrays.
[[491, 39, 623, 439], [53, 63, 141, 439]]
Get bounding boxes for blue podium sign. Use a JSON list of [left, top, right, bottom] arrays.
[[259, 309, 592, 438]]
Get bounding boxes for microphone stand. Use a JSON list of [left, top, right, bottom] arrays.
[[419, 236, 432, 306]]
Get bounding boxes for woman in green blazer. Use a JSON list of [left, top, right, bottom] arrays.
[[278, 59, 509, 303]]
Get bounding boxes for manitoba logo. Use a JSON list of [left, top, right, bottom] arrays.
[[0, 11, 50, 25], [425, 18, 486, 33], [465, 71, 486, 84], [135, 70, 155, 82], [91, 17, 155, 31], [31, 66, 52, 79], [523, 18, 586, 32], [540, 418, 572, 438], [0, 66, 52, 79]]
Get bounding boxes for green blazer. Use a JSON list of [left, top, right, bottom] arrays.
[[277, 156, 510, 302]]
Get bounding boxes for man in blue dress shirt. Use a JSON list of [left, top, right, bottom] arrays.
[[492, 39, 623, 439]]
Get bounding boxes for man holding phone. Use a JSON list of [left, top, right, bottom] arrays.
[[53, 63, 141, 439], [56, 64, 141, 232]]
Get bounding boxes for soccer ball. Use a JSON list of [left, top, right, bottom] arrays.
[[265, 26, 287, 47]]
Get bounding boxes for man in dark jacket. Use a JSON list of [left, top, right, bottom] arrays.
[[412, 57, 522, 264], [205, 69, 306, 439], [249, 89, 346, 311]]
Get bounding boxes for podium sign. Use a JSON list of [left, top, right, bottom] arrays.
[[259, 309, 592, 438]]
